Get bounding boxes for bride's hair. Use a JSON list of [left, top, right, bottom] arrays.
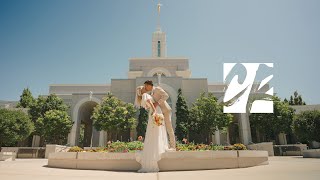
[[135, 95, 142, 108], [134, 86, 143, 108]]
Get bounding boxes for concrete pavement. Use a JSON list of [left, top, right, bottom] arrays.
[[1, 156, 320, 180]]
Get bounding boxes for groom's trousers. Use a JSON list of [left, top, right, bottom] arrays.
[[163, 111, 176, 148]]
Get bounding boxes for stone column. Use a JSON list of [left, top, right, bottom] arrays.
[[32, 135, 41, 147], [239, 113, 252, 145], [226, 128, 230, 145], [99, 131, 107, 146], [278, 132, 287, 145], [69, 120, 79, 146], [130, 129, 137, 142], [91, 127, 100, 147], [214, 129, 221, 145]]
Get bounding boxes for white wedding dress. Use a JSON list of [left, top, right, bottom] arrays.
[[136, 93, 169, 173]]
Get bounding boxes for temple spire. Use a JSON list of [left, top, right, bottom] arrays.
[[156, 1, 162, 31], [152, 0, 166, 57]]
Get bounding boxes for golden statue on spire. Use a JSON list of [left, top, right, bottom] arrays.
[[157, 2, 162, 15], [156, 1, 162, 31]]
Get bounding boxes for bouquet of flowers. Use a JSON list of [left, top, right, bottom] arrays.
[[152, 113, 164, 126]]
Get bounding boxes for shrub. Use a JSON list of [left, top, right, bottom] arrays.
[[127, 141, 144, 151], [233, 143, 247, 150], [0, 109, 34, 147], [67, 142, 248, 153], [68, 146, 84, 152], [293, 110, 320, 143], [106, 141, 128, 152]]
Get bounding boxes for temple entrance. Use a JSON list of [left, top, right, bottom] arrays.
[[77, 101, 99, 147]]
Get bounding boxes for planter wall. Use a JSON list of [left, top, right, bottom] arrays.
[[48, 150, 268, 171], [303, 149, 320, 158]]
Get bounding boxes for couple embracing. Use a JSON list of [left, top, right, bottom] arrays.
[[134, 80, 176, 173]]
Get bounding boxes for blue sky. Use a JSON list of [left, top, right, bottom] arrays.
[[0, 0, 319, 104]]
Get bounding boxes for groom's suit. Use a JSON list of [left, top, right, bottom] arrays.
[[151, 86, 176, 149]]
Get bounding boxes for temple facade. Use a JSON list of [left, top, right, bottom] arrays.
[[48, 23, 273, 147]]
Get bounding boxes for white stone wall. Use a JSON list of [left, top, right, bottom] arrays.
[[129, 58, 190, 77], [291, 104, 320, 114], [110, 79, 136, 103], [181, 78, 209, 106], [49, 84, 111, 95]]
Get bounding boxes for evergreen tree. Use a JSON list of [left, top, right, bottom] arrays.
[[16, 88, 34, 108], [175, 88, 190, 141], [289, 91, 306, 105], [136, 107, 148, 137]]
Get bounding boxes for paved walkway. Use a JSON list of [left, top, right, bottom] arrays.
[[1, 156, 320, 180]]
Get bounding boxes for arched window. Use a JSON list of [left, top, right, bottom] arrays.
[[153, 73, 166, 77], [157, 41, 161, 57]]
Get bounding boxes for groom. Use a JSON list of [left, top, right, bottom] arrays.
[[144, 80, 176, 150]]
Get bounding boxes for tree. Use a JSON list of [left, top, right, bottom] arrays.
[[29, 96, 46, 126], [136, 107, 148, 137], [28, 94, 70, 145], [92, 93, 137, 141], [250, 96, 295, 142], [189, 92, 233, 143], [124, 102, 137, 130], [0, 109, 34, 147], [175, 88, 190, 141], [289, 91, 306, 105], [29, 94, 69, 136], [36, 110, 73, 144], [16, 88, 34, 108], [293, 110, 320, 144]]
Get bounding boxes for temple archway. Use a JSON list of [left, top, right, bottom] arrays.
[[77, 101, 99, 147], [69, 96, 101, 147], [147, 67, 172, 77]]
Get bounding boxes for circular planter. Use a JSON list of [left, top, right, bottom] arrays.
[[48, 150, 268, 171]]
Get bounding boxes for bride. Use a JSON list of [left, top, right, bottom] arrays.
[[134, 86, 169, 173]]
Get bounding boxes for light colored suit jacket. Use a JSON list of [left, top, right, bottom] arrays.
[[151, 86, 172, 114], [136, 86, 171, 113]]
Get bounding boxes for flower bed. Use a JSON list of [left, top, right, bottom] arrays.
[[67, 141, 247, 153], [50, 138, 267, 171], [68, 141, 144, 153]]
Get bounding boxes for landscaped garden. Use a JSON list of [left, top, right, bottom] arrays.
[[67, 140, 247, 153]]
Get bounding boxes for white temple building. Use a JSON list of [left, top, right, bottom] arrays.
[[47, 4, 271, 147], [1, 3, 320, 149]]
